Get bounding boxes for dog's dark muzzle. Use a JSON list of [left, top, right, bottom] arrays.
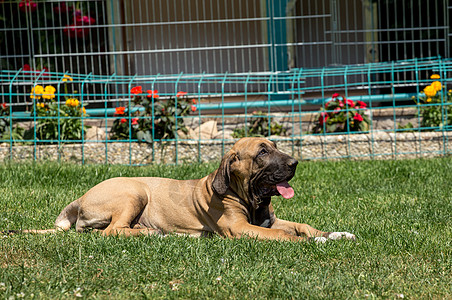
[[256, 154, 298, 199]]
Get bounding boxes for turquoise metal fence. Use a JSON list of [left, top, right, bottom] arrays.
[[2, 0, 451, 75], [0, 57, 451, 165]]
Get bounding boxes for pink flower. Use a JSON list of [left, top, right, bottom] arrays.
[[19, 0, 37, 13], [353, 113, 363, 122], [339, 101, 344, 107], [334, 107, 341, 113], [332, 93, 340, 99], [132, 118, 138, 125]]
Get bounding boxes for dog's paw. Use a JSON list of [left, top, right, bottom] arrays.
[[328, 232, 356, 241], [314, 237, 327, 243]]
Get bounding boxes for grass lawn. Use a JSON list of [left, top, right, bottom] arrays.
[[0, 158, 451, 299]]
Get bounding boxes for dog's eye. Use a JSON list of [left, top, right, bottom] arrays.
[[257, 148, 268, 157]]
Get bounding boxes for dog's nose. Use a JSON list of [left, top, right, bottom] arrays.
[[288, 159, 298, 169]]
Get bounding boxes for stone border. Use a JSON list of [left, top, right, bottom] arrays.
[[1, 131, 450, 164]]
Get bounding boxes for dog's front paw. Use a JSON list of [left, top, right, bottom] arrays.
[[328, 232, 356, 241], [314, 237, 327, 243]]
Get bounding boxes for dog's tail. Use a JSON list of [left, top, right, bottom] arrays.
[[54, 199, 80, 231], [2, 200, 80, 235]]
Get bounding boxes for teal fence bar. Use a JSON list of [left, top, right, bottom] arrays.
[[0, 57, 451, 165]]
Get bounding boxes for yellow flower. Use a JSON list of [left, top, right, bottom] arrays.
[[36, 102, 45, 108], [431, 81, 442, 92], [30, 85, 44, 99], [423, 85, 437, 98], [42, 85, 56, 100], [426, 98, 432, 103], [81, 107, 86, 115], [62, 75, 73, 82], [430, 74, 440, 79], [66, 98, 79, 107]]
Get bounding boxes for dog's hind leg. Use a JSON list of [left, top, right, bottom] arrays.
[[100, 202, 159, 237]]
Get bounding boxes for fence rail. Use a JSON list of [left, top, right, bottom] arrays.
[[1, 0, 451, 75], [0, 57, 451, 165]]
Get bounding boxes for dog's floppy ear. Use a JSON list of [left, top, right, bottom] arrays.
[[212, 151, 237, 195]]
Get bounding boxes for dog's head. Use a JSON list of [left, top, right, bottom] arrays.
[[212, 137, 298, 208]]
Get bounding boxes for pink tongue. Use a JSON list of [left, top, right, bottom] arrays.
[[276, 181, 294, 199]]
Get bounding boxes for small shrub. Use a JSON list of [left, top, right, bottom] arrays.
[[109, 106, 137, 140], [110, 87, 197, 142], [27, 78, 89, 142], [0, 103, 24, 141], [232, 111, 286, 138], [416, 74, 452, 130], [312, 93, 370, 133]]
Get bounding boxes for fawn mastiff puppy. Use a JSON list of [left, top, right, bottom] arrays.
[[45, 137, 355, 242]]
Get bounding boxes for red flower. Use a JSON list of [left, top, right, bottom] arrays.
[[325, 100, 332, 109], [120, 118, 127, 124], [319, 112, 328, 125], [19, 0, 37, 13], [115, 107, 126, 115], [191, 105, 197, 112], [75, 15, 96, 26], [345, 99, 355, 107], [332, 93, 340, 99], [63, 24, 89, 39], [63, 13, 95, 39], [74, 9, 82, 18], [132, 118, 138, 125], [21, 64, 49, 77], [353, 113, 363, 122], [130, 86, 143, 95], [356, 100, 367, 109], [1, 103, 7, 110], [23, 64, 32, 71], [53, 2, 72, 14], [147, 90, 159, 98], [191, 99, 197, 104], [176, 91, 188, 98]]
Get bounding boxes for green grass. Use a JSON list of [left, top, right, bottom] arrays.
[[0, 158, 451, 299]]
